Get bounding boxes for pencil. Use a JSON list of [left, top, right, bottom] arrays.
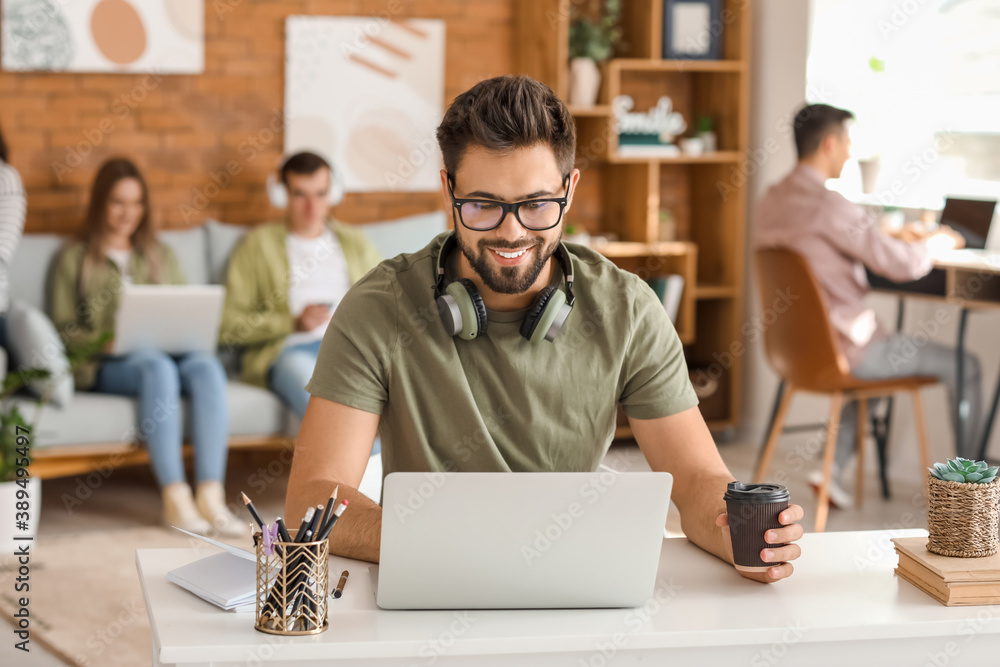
[[241, 492, 265, 529], [317, 500, 349, 541], [316, 487, 337, 536]]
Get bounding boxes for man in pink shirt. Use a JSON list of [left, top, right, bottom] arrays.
[[754, 103, 978, 508]]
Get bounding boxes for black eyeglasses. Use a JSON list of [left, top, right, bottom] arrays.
[[447, 174, 570, 232]]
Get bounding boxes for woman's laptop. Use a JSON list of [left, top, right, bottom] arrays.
[[112, 285, 225, 355], [372, 471, 672, 610]]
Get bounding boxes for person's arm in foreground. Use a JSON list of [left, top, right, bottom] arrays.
[[285, 395, 383, 563], [630, 406, 804, 583]]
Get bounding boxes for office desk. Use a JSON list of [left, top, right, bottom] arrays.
[[136, 529, 1000, 666], [870, 251, 1000, 461]]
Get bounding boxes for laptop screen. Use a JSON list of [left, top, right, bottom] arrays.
[[939, 197, 997, 250]]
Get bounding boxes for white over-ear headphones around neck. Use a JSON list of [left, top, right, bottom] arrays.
[[266, 152, 345, 209]]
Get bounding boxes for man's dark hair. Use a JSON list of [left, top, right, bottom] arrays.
[[280, 151, 331, 185], [436, 75, 576, 179], [793, 104, 854, 159]]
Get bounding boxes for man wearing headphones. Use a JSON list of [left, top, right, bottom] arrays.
[[286, 76, 804, 582], [219, 151, 380, 419]]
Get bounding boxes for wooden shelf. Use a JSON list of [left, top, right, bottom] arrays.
[[695, 284, 739, 299], [519, 0, 751, 431], [607, 150, 743, 165], [570, 104, 612, 117], [611, 58, 747, 73], [592, 241, 695, 259]]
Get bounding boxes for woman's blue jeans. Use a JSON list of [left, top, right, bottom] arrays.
[[94, 348, 229, 487]]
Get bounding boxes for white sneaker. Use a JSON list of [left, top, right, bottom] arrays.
[[807, 469, 854, 510], [162, 482, 212, 534], [195, 481, 249, 538]]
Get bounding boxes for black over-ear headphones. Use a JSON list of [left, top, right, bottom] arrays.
[[433, 234, 575, 343]]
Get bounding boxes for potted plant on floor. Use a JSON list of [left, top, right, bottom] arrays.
[[0, 367, 51, 553], [927, 457, 1000, 558], [568, 0, 622, 108], [0, 332, 110, 553]]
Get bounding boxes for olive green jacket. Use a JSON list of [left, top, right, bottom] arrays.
[[219, 220, 381, 388], [47, 241, 186, 389]]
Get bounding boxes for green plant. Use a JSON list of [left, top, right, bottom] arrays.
[[929, 457, 999, 484], [0, 331, 111, 482], [568, 0, 623, 62], [0, 368, 50, 482], [696, 116, 713, 133]]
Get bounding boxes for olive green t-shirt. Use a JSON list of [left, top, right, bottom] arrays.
[[306, 232, 698, 477]]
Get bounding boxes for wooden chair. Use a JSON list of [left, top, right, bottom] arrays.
[[753, 248, 936, 532]]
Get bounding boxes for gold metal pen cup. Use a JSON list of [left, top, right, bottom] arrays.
[[254, 529, 329, 635]]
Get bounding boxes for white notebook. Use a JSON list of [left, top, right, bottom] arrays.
[[166, 552, 256, 612]]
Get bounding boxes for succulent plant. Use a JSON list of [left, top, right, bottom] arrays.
[[929, 457, 999, 484]]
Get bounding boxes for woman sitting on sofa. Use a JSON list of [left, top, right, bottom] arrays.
[[48, 158, 242, 536]]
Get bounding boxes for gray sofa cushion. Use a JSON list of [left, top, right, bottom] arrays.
[[160, 226, 209, 285], [10, 233, 64, 312], [24, 381, 286, 449], [205, 219, 247, 284]]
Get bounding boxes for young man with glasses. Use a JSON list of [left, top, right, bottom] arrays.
[[287, 76, 804, 582]]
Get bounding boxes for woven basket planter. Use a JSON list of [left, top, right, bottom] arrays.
[[927, 474, 1000, 558]]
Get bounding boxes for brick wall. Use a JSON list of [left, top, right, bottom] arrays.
[[0, 0, 514, 233]]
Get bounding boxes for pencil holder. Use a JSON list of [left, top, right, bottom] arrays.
[[254, 530, 329, 635]]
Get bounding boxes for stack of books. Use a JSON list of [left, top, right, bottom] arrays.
[[648, 275, 685, 324], [892, 536, 1000, 606]]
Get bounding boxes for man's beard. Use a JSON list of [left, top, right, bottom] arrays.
[[455, 228, 560, 295]]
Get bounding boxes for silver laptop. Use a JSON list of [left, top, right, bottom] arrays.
[[112, 285, 225, 355], [373, 471, 672, 610]]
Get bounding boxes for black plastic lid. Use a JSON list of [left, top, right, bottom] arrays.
[[724, 481, 789, 504]]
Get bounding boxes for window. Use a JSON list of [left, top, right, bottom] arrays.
[[806, 0, 1000, 207]]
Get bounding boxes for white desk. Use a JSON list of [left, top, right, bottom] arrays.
[[136, 529, 1000, 666]]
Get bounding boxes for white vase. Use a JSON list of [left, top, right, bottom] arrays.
[[858, 156, 881, 194], [568, 58, 601, 108], [0, 477, 41, 554]]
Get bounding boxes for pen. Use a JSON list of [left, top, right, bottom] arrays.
[[241, 492, 265, 530], [275, 517, 292, 543], [308, 504, 324, 536], [333, 570, 349, 599], [294, 507, 315, 542]]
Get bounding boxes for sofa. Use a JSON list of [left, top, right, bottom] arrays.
[[11, 212, 446, 480]]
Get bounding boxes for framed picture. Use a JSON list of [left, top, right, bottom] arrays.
[[662, 0, 723, 60], [2, 0, 203, 73]]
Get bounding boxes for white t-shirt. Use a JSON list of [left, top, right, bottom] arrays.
[[284, 228, 351, 348], [104, 247, 133, 285]]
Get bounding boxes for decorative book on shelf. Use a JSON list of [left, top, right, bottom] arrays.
[[614, 95, 685, 158], [892, 536, 1000, 606], [648, 275, 685, 324]]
